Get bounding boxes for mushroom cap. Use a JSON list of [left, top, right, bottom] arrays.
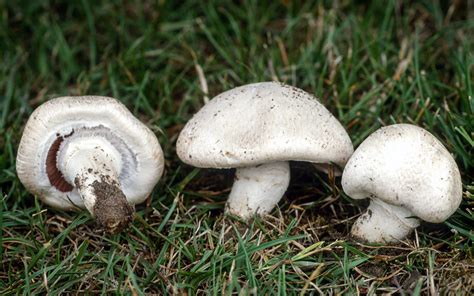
[[342, 124, 462, 223], [16, 96, 164, 210], [176, 82, 353, 169]]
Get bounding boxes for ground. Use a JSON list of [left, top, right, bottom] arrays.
[[0, 0, 473, 294]]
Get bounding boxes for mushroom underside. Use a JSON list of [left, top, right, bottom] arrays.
[[16, 96, 165, 234], [53, 126, 137, 232]]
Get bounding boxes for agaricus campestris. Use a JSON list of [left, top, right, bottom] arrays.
[[342, 124, 462, 243], [16, 96, 164, 233], [176, 82, 354, 219]]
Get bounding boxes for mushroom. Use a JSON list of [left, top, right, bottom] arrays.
[[341, 124, 462, 243], [16, 96, 164, 233], [176, 82, 353, 219]]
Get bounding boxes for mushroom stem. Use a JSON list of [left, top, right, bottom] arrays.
[[225, 161, 290, 220], [351, 199, 420, 243], [58, 137, 134, 233]]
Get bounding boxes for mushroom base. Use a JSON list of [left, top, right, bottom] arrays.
[[351, 199, 420, 243], [89, 176, 134, 233], [74, 172, 134, 234], [225, 161, 290, 220]]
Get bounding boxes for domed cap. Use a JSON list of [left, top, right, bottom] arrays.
[[342, 124, 462, 223], [16, 96, 164, 211], [177, 82, 353, 169]]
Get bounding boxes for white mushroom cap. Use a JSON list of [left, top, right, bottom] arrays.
[[177, 82, 353, 219], [342, 124, 462, 242], [16, 96, 164, 230], [177, 82, 353, 168]]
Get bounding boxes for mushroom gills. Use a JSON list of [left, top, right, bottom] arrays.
[[225, 161, 290, 220], [351, 198, 420, 243], [57, 135, 133, 232]]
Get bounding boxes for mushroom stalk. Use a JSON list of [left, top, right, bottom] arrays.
[[58, 136, 133, 232], [225, 161, 290, 219], [351, 198, 420, 243]]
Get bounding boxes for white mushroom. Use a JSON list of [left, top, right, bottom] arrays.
[[177, 82, 353, 219], [16, 96, 164, 233], [341, 124, 462, 243]]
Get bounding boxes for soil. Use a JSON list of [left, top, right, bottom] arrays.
[[358, 262, 389, 278], [187, 168, 235, 192], [91, 175, 134, 234]]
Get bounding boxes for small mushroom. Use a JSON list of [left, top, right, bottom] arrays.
[[341, 124, 462, 243], [177, 82, 353, 219], [16, 96, 164, 233]]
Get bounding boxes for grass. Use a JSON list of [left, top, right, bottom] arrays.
[[0, 0, 473, 294]]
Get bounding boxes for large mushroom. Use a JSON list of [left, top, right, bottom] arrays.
[[16, 96, 164, 233], [342, 124, 462, 243], [177, 82, 353, 219]]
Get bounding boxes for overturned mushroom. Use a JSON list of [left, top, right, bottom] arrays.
[[177, 82, 353, 219], [342, 124, 462, 243], [16, 96, 164, 233]]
